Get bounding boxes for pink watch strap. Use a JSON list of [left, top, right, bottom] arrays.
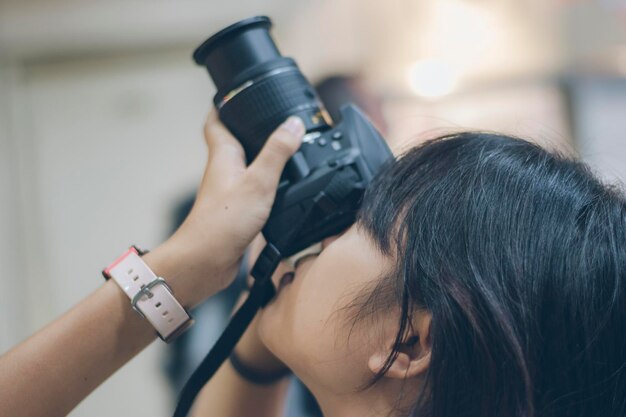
[[103, 247, 193, 342]]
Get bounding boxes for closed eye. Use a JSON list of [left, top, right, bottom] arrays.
[[287, 242, 323, 269], [293, 251, 322, 269]]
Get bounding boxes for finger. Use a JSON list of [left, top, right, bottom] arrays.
[[203, 108, 220, 148], [203, 108, 245, 165], [247, 234, 267, 270], [195, 110, 246, 199], [246, 116, 304, 192]]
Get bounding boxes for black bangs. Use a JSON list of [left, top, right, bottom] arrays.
[[357, 132, 544, 255], [353, 132, 626, 417]]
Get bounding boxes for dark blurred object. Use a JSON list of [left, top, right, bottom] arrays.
[[315, 75, 388, 135]]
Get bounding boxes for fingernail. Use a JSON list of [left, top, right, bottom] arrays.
[[281, 116, 305, 137]]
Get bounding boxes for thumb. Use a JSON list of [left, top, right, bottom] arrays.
[[246, 116, 305, 192]]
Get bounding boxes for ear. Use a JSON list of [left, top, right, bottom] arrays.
[[368, 313, 432, 380]]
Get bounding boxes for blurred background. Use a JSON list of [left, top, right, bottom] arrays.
[[1, 0, 625, 416]]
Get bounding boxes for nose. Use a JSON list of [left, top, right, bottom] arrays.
[[270, 258, 296, 288]]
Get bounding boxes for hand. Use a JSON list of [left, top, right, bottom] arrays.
[[145, 111, 304, 307]]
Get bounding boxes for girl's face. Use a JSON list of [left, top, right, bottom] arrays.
[[257, 224, 397, 395]]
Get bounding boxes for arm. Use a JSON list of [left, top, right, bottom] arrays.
[[0, 248, 177, 417], [0, 113, 305, 417]]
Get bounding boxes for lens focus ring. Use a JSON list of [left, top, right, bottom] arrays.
[[218, 69, 324, 162]]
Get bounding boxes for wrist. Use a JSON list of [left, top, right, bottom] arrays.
[[229, 350, 291, 385], [232, 324, 291, 383], [103, 245, 194, 342], [142, 239, 229, 308], [235, 323, 289, 375]]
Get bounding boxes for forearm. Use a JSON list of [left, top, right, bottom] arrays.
[[0, 111, 302, 417], [0, 279, 155, 417], [0, 244, 219, 417]]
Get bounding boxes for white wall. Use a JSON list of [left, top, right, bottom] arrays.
[[571, 78, 626, 185], [0, 62, 23, 353], [1, 48, 217, 417]]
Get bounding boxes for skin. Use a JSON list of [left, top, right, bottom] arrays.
[[0, 111, 305, 417], [195, 227, 433, 417]]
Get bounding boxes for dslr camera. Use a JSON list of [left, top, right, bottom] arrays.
[[193, 16, 391, 257], [173, 18, 394, 417]]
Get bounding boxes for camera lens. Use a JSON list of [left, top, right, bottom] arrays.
[[194, 16, 331, 163], [193, 17, 279, 92]]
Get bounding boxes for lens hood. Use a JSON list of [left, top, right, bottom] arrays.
[[193, 16, 272, 65]]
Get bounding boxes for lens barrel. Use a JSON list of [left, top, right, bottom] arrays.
[[193, 16, 331, 163]]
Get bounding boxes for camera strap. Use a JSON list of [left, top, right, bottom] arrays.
[[172, 243, 281, 417], [172, 167, 361, 417]]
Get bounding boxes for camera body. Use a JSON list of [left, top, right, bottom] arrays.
[[194, 16, 392, 257], [264, 104, 390, 255]]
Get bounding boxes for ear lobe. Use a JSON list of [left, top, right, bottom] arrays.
[[391, 349, 430, 379], [368, 351, 390, 375], [368, 313, 432, 380], [368, 348, 431, 380]]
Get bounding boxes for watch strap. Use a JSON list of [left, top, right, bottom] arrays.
[[103, 246, 193, 342]]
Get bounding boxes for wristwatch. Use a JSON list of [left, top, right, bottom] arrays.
[[102, 246, 194, 343]]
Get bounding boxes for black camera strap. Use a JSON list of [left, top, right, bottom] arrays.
[[172, 167, 360, 417], [172, 243, 281, 417]]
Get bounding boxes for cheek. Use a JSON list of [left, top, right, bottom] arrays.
[[258, 270, 375, 393], [257, 226, 393, 391], [258, 259, 344, 369]]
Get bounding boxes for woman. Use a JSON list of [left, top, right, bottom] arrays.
[[194, 130, 626, 416], [1, 112, 625, 417]]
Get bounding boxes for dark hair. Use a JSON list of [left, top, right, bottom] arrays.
[[356, 132, 626, 417]]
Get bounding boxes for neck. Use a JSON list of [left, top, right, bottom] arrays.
[[310, 378, 414, 417]]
